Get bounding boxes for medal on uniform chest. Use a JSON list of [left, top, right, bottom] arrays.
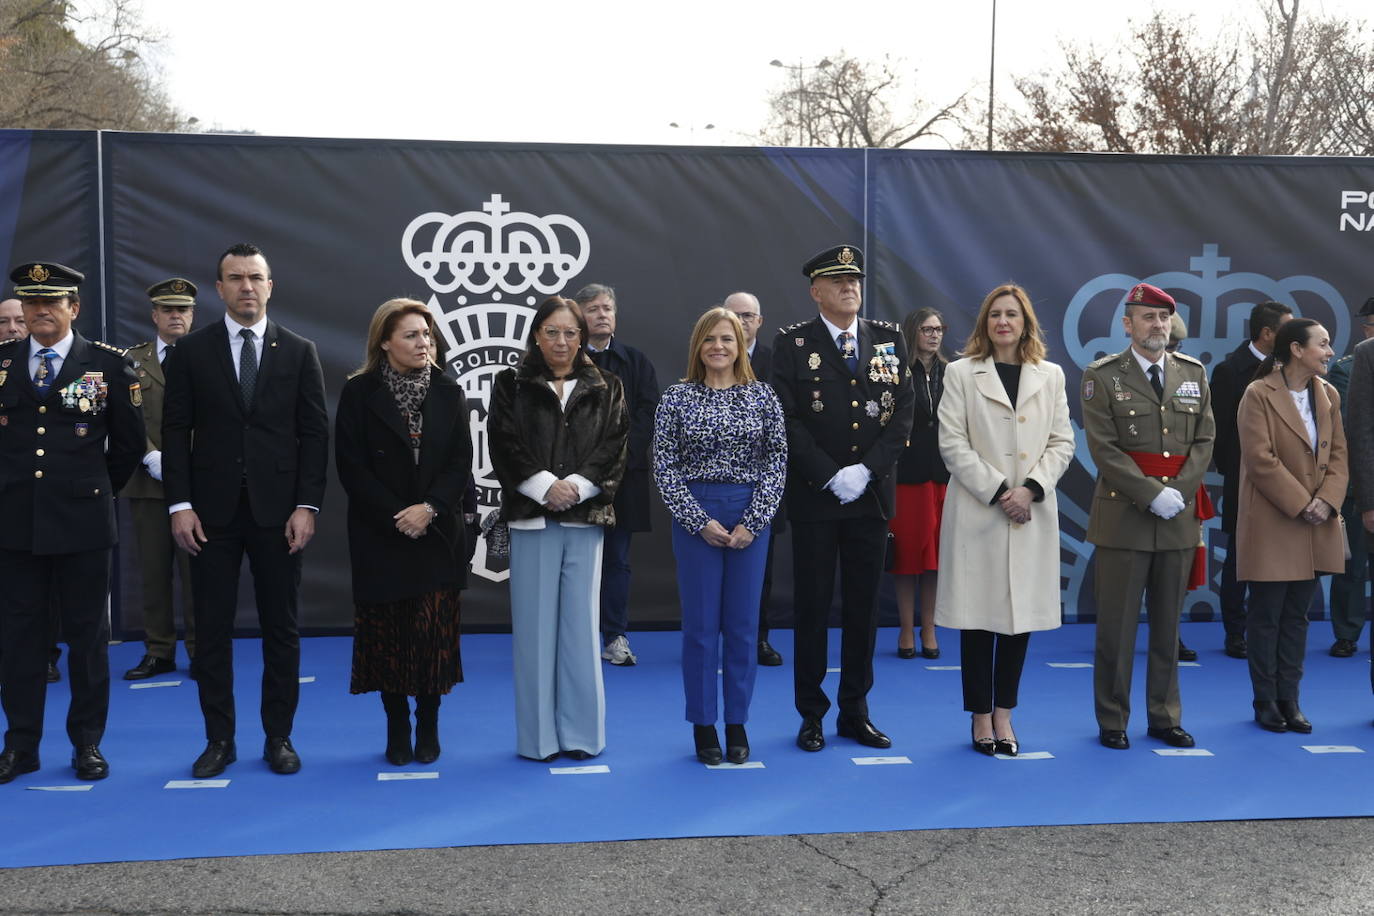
[[811, 390, 824, 412], [59, 371, 108, 414], [1177, 380, 1201, 398], [865, 400, 880, 417], [1116, 391, 1131, 401], [807, 353, 821, 370], [75, 422, 89, 437], [0, 358, 10, 368], [879, 410, 892, 426], [868, 342, 899, 384], [880, 391, 894, 410], [0, 370, 6, 386]]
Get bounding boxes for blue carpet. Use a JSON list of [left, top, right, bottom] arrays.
[[3, 623, 1373, 867]]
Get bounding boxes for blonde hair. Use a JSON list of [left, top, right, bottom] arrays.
[[961, 284, 1047, 364], [350, 298, 437, 378], [683, 308, 756, 384]]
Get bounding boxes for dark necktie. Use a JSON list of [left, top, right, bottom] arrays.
[[238, 328, 258, 405], [33, 347, 56, 394], [161, 343, 173, 366], [1148, 364, 1164, 401], [838, 331, 858, 374]]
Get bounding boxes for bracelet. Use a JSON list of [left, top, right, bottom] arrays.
[[422, 502, 436, 516]]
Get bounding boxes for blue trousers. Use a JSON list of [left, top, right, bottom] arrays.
[[671, 483, 770, 725], [509, 525, 606, 759], [599, 525, 633, 643]]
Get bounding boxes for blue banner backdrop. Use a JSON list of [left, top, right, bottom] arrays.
[[6, 129, 1370, 633]]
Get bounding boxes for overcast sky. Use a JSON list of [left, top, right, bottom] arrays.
[[133, 0, 1367, 147]]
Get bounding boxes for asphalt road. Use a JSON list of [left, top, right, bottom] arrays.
[[3, 817, 1372, 915]]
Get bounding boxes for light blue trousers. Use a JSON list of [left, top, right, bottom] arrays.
[[509, 524, 606, 759]]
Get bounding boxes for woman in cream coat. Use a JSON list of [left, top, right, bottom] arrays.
[[935, 284, 1075, 756], [1236, 317, 1347, 734]]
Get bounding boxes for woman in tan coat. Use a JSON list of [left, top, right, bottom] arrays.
[[934, 285, 1075, 756], [1237, 317, 1347, 734]]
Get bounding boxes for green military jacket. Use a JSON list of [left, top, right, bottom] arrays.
[[118, 340, 163, 500], [1081, 347, 1216, 551]]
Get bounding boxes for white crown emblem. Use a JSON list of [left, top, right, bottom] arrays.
[[402, 194, 589, 298]]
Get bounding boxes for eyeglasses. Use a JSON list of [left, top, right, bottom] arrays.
[[919, 326, 947, 335], [540, 327, 581, 342], [732, 312, 760, 322]]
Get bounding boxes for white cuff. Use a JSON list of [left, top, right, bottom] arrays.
[[517, 471, 560, 504], [168, 501, 193, 515], [565, 473, 601, 504]]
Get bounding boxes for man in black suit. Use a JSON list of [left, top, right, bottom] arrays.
[[771, 246, 914, 752], [724, 290, 786, 667], [163, 243, 329, 778], [574, 283, 660, 667], [0, 262, 145, 784], [1209, 300, 1291, 659]]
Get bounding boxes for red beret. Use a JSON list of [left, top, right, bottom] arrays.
[[1126, 282, 1176, 314]]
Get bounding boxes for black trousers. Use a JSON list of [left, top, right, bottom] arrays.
[[0, 548, 111, 753], [790, 516, 885, 720], [959, 629, 1031, 714], [1246, 578, 1317, 702], [191, 489, 302, 742], [1218, 527, 1248, 638]]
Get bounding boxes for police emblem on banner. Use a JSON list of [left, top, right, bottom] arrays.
[[404, 194, 591, 582]]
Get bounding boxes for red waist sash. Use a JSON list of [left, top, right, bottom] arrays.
[[1125, 451, 1215, 590]]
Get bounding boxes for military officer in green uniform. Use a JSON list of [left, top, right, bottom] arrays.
[[0, 261, 145, 784], [771, 244, 914, 752], [1324, 296, 1374, 657], [1081, 282, 1214, 750], [120, 278, 197, 680]]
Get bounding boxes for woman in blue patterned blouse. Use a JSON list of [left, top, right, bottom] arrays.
[[653, 308, 787, 765]]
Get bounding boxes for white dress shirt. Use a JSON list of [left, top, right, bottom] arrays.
[[28, 331, 74, 382]]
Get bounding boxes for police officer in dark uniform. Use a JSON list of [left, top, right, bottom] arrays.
[[771, 245, 914, 752], [0, 262, 145, 783], [1081, 282, 1214, 751]]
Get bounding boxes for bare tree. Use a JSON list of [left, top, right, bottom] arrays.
[[0, 0, 186, 131], [983, 1, 1372, 156], [759, 52, 967, 149]]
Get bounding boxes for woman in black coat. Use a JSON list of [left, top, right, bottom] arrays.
[[335, 298, 472, 766]]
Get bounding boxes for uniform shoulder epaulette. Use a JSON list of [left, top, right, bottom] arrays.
[[1335, 353, 1355, 366], [128, 340, 151, 351], [780, 321, 809, 334], [866, 319, 899, 331], [92, 340, 128, 357], [1171, 351, 1203, 366], [1086, 353, 1117, 370], [0, 336, 19, 349]]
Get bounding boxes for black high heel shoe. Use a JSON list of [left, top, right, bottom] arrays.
[[724, 724, 749, 764], [994, 733, 1019, 757], [694, 725, 723, 765], [381, 693, 412, 766], [971, 716, 996, 756]]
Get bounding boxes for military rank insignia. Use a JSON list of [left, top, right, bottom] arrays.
[[868, 342, 900, 384], [130, 382, 143, 407], [60, 371, 108, 414]]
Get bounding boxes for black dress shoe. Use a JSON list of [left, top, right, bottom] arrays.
[[1277, 700, 1313, 733], [71, 745, 108, 780], [1099, 729, 1129, 750], [264, 737, 301, 774], [0, 748, 39, 783], [1147, 726, 1195, 748], [972, 718, 996, 756], [536, 752, 560, 763], [724, 724, 749, 764], [837, 716, 891, 749], [1254, 700, 1287, 732], [694, 724, 722, 764], [563, 749, 594, 761], [123, 655, 176, 681], [797, 716, 825, 752], [757, 640, 783, 667], [46, 662, 60, 683], [1224, 635, 1248, 659], [897, 646, 917, 659], [1331, 638, 1358, 658], [192, 740, 236, 778], [1177, 641, 1198, 662], [921, 645, 941, 660]]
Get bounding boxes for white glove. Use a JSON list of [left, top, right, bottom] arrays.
[[825, 464, 872, 505], [142, 449, 163, 482], [1148, 486, 1185, 520]]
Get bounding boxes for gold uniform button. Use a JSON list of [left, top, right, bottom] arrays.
[[35, 448, 44, 457], [1128, 409, 1136, 416], [1162, 476, 1170, 482], [1019, 452, 1028, 460], [36, 427, 45, 435], [1162, 428, 1169, 434], [850, 445, 859, 452], [851, 401, 859, 407], [38, 406, 46, 414], [851, 422, 860, 430], [1018, 416, 1026, 423], [34, 470, 42, 479], [850, 379, 857, 386], [94, 488, 100, 495], [1162, 451, 1171, 458]]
